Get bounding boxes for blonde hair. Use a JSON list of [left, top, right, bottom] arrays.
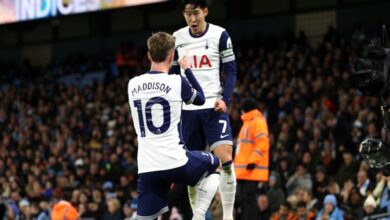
[[147, 32, 175, 62], [107, 198, 121, 213]]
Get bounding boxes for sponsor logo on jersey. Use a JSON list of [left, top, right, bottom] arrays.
[[191, 55, 212, 68]]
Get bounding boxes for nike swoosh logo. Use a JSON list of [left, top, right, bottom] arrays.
[[199, 189, 207, 193], [220, 134, 229, 139]]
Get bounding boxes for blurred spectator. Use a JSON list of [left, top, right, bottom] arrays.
[[296, 201, 316, 220], [377, 176, 390, 219], [315, 194, 344, 220], [326, 181, 342, 205], [256, 194, 271, 220], [343, 187, 364, 219], [19, 199, 31, 220], [286, 163, 312, 195], [340, 179, 355, 205], [312, 165, 329, 205], [334, 151, 358, 186], [36, 201, 50, 220], [5, 204, 19, 220], [276, 157, 292, 192], [123, 199, 137, 220], [270, 201, 298, 220], [103, 198, 123, 220], [362, 195, 379, 219], [266, 171, 286, 213], [356, 169, 374, 197], [296, 188, 319, 213]]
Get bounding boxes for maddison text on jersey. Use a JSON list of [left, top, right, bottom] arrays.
[[130, 82, 172, 97]]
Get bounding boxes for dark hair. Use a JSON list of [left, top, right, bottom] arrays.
[[296, 162, 308, 170], [281, 201, 292, 210], [147, 32, 175, 63], [297, 201, 307, 208], [181, 0, 207, 11], [241, 97, 258, 113]]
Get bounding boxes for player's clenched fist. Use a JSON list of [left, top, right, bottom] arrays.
[[215, 99, 227, 113], [178, 55, 191, 70]]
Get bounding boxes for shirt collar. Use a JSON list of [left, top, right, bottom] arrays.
[[148, 71, 165, 74], [189, 23, 209, 38]]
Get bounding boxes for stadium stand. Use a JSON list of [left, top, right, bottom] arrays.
[[0, 24, 389, 220]]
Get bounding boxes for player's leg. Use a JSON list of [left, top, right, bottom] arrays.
[[181, 110, 207, 211], [137, 172, 170, 220], [213, 144, 236, 220], [181, 151, 220, 220], [181, 110, 206, 151], [192, 172, 220, 220], [203, 110, 236, 220]]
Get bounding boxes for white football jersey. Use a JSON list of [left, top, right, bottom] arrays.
[[173, 23, 235, 110], [128, 72, 188, 174]]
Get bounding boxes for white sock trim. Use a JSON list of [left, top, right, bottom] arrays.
[[219, 164, 236, 220]]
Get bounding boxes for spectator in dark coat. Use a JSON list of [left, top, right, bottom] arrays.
[[256, 194, 272, 220], [334, 151, 358, 187], [267, 171, 286, 213], [103, 198, 124, 220], [343, 187, 364, 219], [312, 165, 329, 205]]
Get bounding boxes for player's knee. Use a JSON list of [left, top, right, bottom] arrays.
[[220, 154, 232, 164], [213, 145, 233, 163]]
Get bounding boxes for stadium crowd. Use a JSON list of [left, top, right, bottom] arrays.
[[0, 25, 389, 220]]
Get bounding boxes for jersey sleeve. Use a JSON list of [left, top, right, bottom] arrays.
[[181, 69, 205, 105], [219, 31, 235, 63], [169, 49, 180, 75], [219, 31, 237, 105]]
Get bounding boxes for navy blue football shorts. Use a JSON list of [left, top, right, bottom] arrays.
[[136, 151, 219, 220], [182, 109, 233, 151]]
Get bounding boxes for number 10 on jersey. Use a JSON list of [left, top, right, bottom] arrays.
[[133, 97, 171, 137]]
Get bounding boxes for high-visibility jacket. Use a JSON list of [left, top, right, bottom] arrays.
[[51, 200, 79, 220], [234, 109, 269, 182]]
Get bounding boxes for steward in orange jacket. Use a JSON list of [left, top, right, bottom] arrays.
[[234, 98, 270, 220], [234, 99, 270, 182]]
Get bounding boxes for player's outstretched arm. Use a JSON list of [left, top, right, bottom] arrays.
[[181, 69, 205, 105], [184, 69, 204, 100], [169, 50, 180, 74], [179, 55, 205, 105]]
